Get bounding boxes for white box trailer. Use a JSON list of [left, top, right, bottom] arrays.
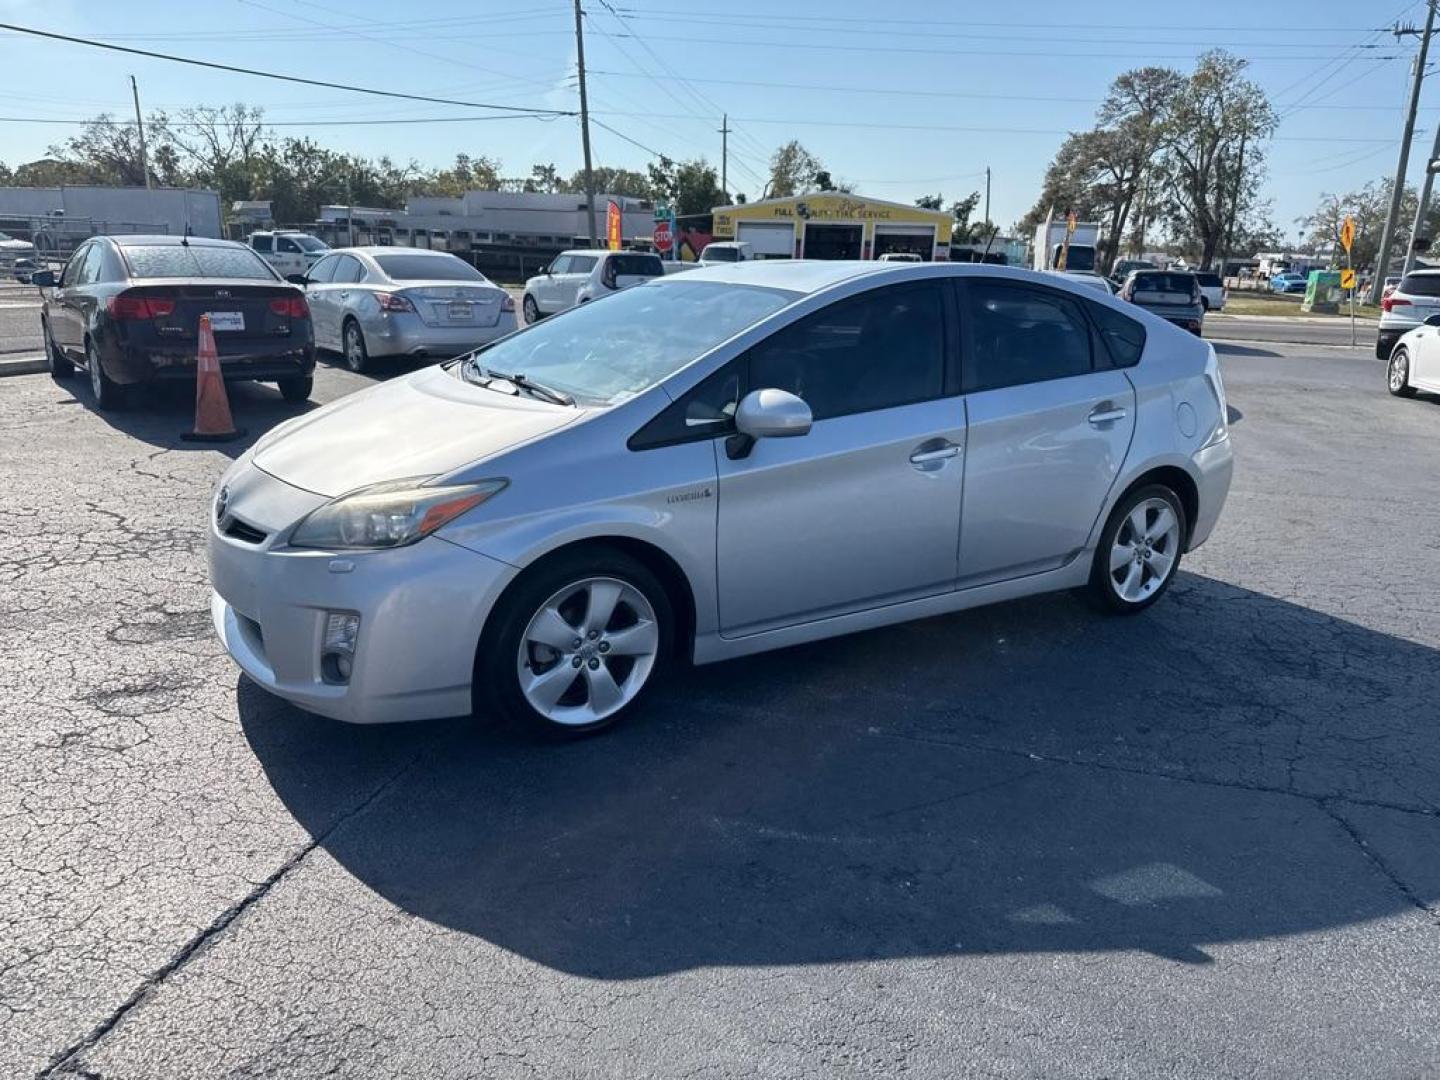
[[1032, 219, 1101, 273]]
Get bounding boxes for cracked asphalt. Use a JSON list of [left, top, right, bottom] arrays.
[[2, 339, 1439, 1079]]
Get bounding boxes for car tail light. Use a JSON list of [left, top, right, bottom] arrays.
[[1382, 296, 1410, 313], [269, 296, 309, 318], [373, 292, 415, 313], [107, 293, 175, 320], [501, 294, 516, 312]]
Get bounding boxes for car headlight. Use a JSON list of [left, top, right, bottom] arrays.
[[289, 477, 506, 550]]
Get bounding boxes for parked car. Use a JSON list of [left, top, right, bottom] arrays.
[[1381, 274, 1402, 300], [697, 241, 754, 265], [1377, 269, 1440, 360], [1050, 270, 1114, 295], [1195, 271, 1226, 312], [877, 252, 924, 263], [299, 248, 515, 373], [208, 262, 1233, 735], [249, 230, 329, 279], [36, 235, 314, 409], [1110, 259, 1157, 286], [12, 257, 40, 283], [1386, 314, 1440, 399], [522, 249, 663, 323], [1269, 272, 1308, 294], [1120, 270, 1205, 335]]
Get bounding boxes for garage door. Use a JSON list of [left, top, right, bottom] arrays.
[[736, 221, 795, 258], [874, 224, 936, 259]]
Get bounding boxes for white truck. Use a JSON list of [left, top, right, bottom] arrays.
[[1032, 220, 1101, 275], [662, 240, 755, 275]]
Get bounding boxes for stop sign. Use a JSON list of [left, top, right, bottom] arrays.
[[653, 221, 673, 253]]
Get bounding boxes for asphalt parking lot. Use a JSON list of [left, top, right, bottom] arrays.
[[3, 339, 1440, 1078]]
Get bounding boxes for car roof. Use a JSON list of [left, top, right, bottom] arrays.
[[1401, 269, 1440, 276], [110, 234, 243, 248]]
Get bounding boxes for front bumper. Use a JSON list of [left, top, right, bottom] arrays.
[[365, 311, 519, 359], [1376, 327, 1410, 360], [208, 467, 518, 724]]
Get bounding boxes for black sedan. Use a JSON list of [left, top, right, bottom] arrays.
[[35, 235, 315, 409]]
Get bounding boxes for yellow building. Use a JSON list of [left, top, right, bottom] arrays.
[[710, 193, 953, 261]]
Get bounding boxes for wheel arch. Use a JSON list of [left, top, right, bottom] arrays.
[[1111, 465, 1200, 550]]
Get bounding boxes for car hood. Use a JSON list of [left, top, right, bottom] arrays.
[[251, 364, 581, 496]]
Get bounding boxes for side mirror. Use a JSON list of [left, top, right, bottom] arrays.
[[1425, 314, 1440, 328], [726, 388, 812, 460], [285, 273, 308, 286], [31, 269, 56, 288]]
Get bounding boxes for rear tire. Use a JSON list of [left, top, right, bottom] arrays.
[[1086, 484, 1187, 614], [475, 548, 675, 739], [278, 375, 313, 403], [342, 320, 370, 374], [1388, 347, 1417, 397], [44, 321, 73, 380], [85, 338, 125, 410]]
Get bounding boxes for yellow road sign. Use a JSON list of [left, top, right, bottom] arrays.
[[1340, 268, 1356, 290], [1339, 215, 1355, 254]]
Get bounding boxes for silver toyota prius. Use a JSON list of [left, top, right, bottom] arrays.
[[209, 261, 1233, 736]]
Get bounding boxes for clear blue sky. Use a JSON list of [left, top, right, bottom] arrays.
[[0, 0, 1432, 237]]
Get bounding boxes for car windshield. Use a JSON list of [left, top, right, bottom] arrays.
[[289, 235, 328, 252], [375, 254, 487, 282], [121, 244, 279, 280], [702, 245, 740, 262], [460, 281, 796, 407]]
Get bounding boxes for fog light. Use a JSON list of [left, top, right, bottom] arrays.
[[321, 612, 360, 684]]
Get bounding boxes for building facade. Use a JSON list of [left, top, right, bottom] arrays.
[[710, 194, 953, 261]]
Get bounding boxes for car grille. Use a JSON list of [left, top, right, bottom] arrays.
[[222, 517, 268, 545]]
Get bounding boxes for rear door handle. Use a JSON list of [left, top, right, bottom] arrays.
[[1088, 405, 1128, 426], [909, 443, 961, 465]]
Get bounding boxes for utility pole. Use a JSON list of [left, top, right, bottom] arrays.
[[1372, 3, 1436, 304], [718, 113, 732, 200], [984, 165, 991, 229], [573, 0, 597, 246], [1405, 121, 1440, 277], [130, 75, 151, 190]]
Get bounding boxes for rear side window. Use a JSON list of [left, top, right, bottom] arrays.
[[609, 254, 663, 276], [250, 234, 273, 253], [1087, 301, 1146, 368], [1195, 273, 1221, 288], [1399, 273, 1440, 297], [122, 244, 277, 280], [748, 282, 945, 421], [965, 281, 1092, 391]]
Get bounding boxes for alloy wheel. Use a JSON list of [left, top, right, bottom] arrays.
[[1389, 353, 1407, 393], [516, 576, 660, 726], [1107, 497, 1180, 603], [344, 324, 367, 372]]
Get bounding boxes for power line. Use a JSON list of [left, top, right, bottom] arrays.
[[0, 21, 575, 116], [0, 114, 568, 127]]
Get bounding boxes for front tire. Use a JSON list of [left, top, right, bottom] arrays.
[[43, 321, 73, 380], [277, 375, 313, 402], [476, 548, 675, 738], [1388, 347, 1417, 397], [85, 338, 125, 410], [342, 320, 370, 374], [522, 294, 540, 325], [1087, 484, 1187, 614]]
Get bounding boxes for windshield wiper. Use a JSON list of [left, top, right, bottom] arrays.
[[463, 357, 574, 406]]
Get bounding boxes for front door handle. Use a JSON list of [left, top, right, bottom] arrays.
[[1088, 404, 1128, 426], [909, 443, 961, 465]]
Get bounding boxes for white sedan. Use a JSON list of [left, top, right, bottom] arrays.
[[1387, 317, 1440, 399]]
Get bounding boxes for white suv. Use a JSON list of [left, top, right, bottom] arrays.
[[1378, 270, 1440, 360], [522, 250, 663, 323]]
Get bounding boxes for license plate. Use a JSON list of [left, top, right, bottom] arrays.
[[447, 301, 473, 319], [208, 311, 245, 332]]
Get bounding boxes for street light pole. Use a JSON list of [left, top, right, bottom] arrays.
[[1405, 134, 1440, 278], [1372, 1, 1436, 304], [130, 75, 151, 190]]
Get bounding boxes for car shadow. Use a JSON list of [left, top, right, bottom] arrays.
[[1209, 341, 1282, 358], [238, 571, 1440, 978]]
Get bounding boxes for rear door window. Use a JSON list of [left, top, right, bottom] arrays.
[[250, 234, 273, 253], [963, 281, 1093, 391], [1399, 273, 1440, 297]]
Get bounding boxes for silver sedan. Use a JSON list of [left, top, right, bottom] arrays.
[[209, 261, 1233, 737], [299, 247, 517, 372]]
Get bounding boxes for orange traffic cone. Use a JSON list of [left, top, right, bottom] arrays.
[[182, 314, 244, 442]]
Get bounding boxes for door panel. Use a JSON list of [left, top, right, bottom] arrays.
[[716, 397, 966, 635], [959, 369, 1135, 585], [1413, 330, 1440, 389]]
